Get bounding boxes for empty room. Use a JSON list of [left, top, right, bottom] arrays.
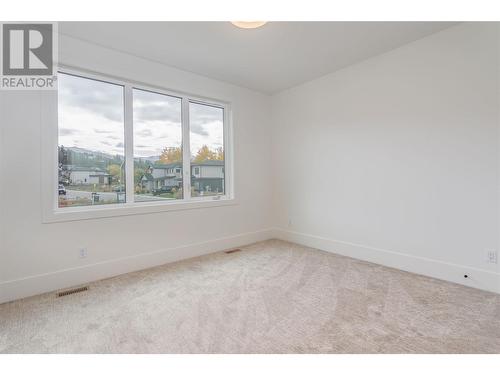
[[1, 1, 500, 370]]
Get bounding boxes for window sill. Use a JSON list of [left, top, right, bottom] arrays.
[[42, 197, 238, 223]]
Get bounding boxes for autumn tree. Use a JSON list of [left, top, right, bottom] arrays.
[[193, 145, 216, 162], [159, 146, 182, 164], [215, 147, 224, 161], [193, 145, 224, 162]]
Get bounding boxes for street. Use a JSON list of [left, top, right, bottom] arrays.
[[65, 189, 175, 203]]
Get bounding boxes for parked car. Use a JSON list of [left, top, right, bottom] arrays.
[[58, 184, 66, 195], [152, 186, 173, 195], [113, 185, 125, 192]]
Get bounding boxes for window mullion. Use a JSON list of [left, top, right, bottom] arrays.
[[223, 105, 231, 199], [181, 97, 191, 201], [124, 85, 134, 204]]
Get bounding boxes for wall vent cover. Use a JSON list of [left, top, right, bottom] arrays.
[[57, 286, 89, 297], [225, 249, 242, 254]]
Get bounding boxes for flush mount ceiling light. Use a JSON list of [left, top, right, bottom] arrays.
[[231, 21, 267, 29]]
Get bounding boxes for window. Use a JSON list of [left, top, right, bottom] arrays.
[[58, 72, 125, 208], [189, 102, 225, 197], [53, 69, 232, 218], [133, 88, 183, 202]]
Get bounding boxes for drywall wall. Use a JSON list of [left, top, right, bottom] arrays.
[[0, 34, 273, 303], [271, 23, 500, 293]]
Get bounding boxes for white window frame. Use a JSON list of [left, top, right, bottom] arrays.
[[41, 67, 235, 223]]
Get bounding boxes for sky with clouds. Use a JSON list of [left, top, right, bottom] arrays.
[[58, 73, 224, 160]]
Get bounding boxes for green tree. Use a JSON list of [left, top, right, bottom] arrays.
[[134, 166, 147, 185], [107, 164, 122, 184]]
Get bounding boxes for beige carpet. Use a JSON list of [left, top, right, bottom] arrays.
[[1, 239, 499, 353]]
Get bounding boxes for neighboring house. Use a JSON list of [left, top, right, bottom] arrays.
[[139, 173, 154, 191], [66, 166, 112, 185], [140, 160, 224, 193], [140, 162, 183, 192], [191, 160, 225, 194]]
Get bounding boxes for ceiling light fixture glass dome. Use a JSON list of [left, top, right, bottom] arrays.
[[231, 21, 267, 29]]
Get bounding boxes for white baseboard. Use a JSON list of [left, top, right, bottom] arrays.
[[3, 228, 498, 304], [273, 228, 500, 294], [0, 229, 274, 304]]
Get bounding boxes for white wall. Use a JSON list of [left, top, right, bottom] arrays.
[[271, 23, 500, 293], [0, 34, 273, 303]]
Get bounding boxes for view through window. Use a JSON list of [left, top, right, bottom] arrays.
[[58, 72, 125, 208], [57, 71, 229, 210], [189, 102, 225, 197], [133, 89, 183, 202]]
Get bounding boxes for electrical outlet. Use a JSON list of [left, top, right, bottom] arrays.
[[288, 218, 292, 227], [485, 249, 497, 264], [79, 248, 88, 259]]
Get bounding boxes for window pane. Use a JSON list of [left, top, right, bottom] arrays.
[[189, 102, 225, 197], [133, 89, 183, 202], [58, 73, 125, 208]]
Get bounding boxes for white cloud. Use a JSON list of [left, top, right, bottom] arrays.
[[58, 73, 224, 159]]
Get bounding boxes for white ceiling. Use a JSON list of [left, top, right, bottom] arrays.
[[59, 22, 457, 94]]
